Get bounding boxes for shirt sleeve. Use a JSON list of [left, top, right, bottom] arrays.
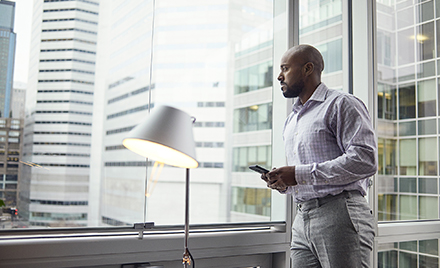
[[294, 95, 378, 186]]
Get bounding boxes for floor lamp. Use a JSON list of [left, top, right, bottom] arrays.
[[123, 105, 198, 267]]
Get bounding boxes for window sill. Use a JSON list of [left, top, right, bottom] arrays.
[[0, 221, 290, 267]]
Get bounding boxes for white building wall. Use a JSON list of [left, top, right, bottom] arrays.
[[23, 0, 99, 227]]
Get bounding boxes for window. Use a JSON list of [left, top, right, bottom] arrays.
[[11, 0, 280, 229]]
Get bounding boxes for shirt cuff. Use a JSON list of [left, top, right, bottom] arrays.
[[295, 164, 314, 185], [279, 186, 293, 195]]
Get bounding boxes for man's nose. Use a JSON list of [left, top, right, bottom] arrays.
[[277, 73, 283, 81]]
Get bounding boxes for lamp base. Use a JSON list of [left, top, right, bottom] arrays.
[[182, 248, 192, 267]]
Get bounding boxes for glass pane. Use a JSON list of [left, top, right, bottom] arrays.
[[417, 61, 436, 79], [418, 79, 436, 117], [400, 121, 416, 136], [418, 119, 436, 135], [378, 250, 398, 268], [398, 28, 415, 65], [399, 139, 417, 175], [399, 195, 417, 220], [378, 83, 397, 120], [397, 6, 414, 29], [416, 22, 435, 61], [416, 1, 435, 23], [400, 177, 416, 193], [400, 240, 417, 252], [398, 65, 416, 82], [419, 196, 438, 219], [419, 177, 438, 194], [419, 137, 438, 176], [378, 138, 398, 175], [419, 239, 439, 255], [399, 252, 417, 268], [419, 255, 439, 268], [399, 84, 416, 119], [378, 193, 397, 221]]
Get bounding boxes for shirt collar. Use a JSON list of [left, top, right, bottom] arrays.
[[292, 82, 328, 112]]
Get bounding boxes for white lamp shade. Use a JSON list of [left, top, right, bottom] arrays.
[[123, 105, 198, 169]]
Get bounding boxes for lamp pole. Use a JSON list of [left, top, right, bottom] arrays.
[[182, 168, 191, 267]]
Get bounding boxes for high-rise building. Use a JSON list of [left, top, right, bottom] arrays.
[[21, 0, 99, 227], [11, 82, 26, 119], [0, 0, 16, 118]]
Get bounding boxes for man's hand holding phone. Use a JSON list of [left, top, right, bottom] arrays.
[[249, 165, 297, 192]]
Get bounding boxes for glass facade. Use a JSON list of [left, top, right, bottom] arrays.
[[377, 0, 440, 266], [377, 0, 440, 222]]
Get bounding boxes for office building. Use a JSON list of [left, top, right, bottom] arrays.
[[0, 0, 16, 118], [21, 0, 99, 227]]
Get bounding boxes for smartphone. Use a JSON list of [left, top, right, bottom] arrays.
[[249, 164, 270, 174]]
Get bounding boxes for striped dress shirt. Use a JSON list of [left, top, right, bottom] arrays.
[[282, 83, 377, 203]]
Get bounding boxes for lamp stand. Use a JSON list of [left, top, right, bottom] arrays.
[[182, 168, 192, 267]]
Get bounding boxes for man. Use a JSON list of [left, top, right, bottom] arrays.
[[262, 44, 377, 267]]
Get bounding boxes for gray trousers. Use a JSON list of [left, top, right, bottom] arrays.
[[291, 190, 375, 268]]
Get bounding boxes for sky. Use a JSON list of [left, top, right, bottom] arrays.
[[11, 0, 33, 86]]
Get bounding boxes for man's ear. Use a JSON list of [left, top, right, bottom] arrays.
[[303, 62, 314, 76]]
